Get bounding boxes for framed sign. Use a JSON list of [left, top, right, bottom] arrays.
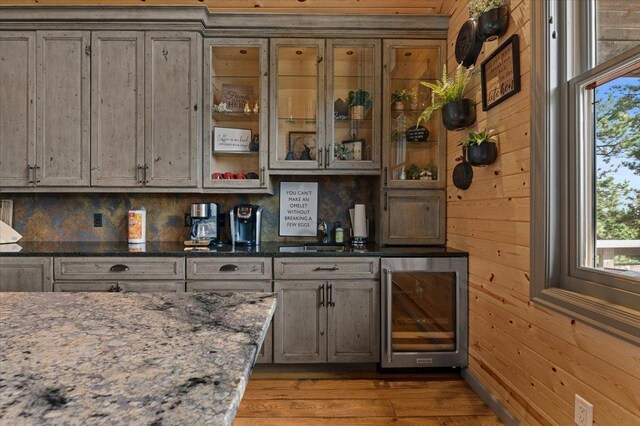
[[220, 83, 254, 112], [213, 127, 252, 152], [342, 139, 365, 161], [279, 182, 318, 236], [481, 34, 521, 111]]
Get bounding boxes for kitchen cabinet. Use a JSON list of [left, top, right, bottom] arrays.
[[203, 38, 271, 192], [380, 189, 445, 245], [54, 281, 184, 292], [145, 32, 201, 188], [273, 257, 380, 363], [186, 257, 273, 363], [0, 31, 90, 187], [91, 31, 145, 187], [269, 39, 381, 173], [379, 39, 446, 246], [0, 257, 53, 292], [54, 257, 185, 281], [0, 32, 35, 187]]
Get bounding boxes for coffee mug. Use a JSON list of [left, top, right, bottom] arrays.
[[235, 172, 246, 179], [223, 172, 234, 179], [246, 172, 259, 179], [212, 172, 223, 179]]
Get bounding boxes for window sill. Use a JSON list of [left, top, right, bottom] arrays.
[[533, 288, 640, 345]]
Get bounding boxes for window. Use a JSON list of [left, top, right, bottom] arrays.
[[531, 0, 640, 343]]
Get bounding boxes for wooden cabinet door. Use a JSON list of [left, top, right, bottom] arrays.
[[36, 31, 90, 186], [0, 32, 36, 187], [145, 32, 200, 187], [274, 280, 327, 363], [91, 32, 145, 187], [380, 189, 445, 245], [186, 280, 273, 364], [0, 257, 53, 292], [327, 280, 379, 363]]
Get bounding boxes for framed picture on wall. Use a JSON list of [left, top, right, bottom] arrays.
[[481, 34, 521, 111]]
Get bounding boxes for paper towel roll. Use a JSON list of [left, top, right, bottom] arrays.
[[353, 204, 367, 238]]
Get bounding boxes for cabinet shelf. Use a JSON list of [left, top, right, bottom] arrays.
[[212, 112, 260, 122], [212, 150, 259, 156], [278, 117, 317, 123]]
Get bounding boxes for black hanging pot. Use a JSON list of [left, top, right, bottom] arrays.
[[442, 99, 476, 131], [453, 146, 474, 190], [478, 6, 510, 42], [468, 142, 498, 166]]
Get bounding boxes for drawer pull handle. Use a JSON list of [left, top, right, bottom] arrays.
[[219, 264, 239, 272], [314, 266, 339, 271], [109, 264, 129, 272]]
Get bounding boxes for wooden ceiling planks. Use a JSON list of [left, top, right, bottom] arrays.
[[0, 0, 449, 15]]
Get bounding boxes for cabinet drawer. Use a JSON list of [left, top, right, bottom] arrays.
[[187, 280, 272, 292], [274, 257, 379, 280], [54, 281, 185, 292], [54, 257, 185, 280], [186, 257, 272, 280]]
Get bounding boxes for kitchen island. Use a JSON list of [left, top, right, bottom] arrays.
[[0, 291, 276, 425]]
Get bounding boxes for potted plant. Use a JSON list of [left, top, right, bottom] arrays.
[[417, 63, 475, 131], [347, 89, 372, 120], [460, 128, 498, 166], [468, 0, 510, 42], [391, 89, 414, 111]]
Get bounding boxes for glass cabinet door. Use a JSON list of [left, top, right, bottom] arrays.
[[383, 40, 446, 189], [270, 39, 325, 169], [204, 39, 269, 190], [326, 39, 381, 170]]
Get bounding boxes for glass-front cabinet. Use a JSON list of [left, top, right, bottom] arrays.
[[270, 39, 381, 172], [204, 39, 270, 191], [382, 40, 446, 188]]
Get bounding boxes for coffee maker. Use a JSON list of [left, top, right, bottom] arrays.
[[189, 203, 224, 243], [230, 204, 262, 246]]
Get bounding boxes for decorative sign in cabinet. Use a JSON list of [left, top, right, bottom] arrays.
[[203, 38, 270, 192], [273, 258, 380, 363], [269, 39, 381, 173]]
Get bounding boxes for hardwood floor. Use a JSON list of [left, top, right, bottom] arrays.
[[235, 370, 503, 425]]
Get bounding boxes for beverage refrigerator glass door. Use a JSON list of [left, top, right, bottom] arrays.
[[380, 257, 468, 368]]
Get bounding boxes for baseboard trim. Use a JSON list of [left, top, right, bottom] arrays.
[[462, 368, 521, 426]]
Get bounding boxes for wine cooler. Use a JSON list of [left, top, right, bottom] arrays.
[[381, 257, 468, 368]]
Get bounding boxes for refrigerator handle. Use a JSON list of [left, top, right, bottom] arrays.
[[384, 268, 393, 364]]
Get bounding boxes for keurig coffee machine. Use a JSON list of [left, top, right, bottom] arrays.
[[230, 204, 262, 246]]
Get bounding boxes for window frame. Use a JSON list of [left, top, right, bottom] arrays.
[[531, 0, 640, 344]]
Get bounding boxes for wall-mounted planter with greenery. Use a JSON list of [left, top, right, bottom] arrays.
[[418, 64, 476, 131], [468, 0, 510, 42], [460, 128, 498, 166]]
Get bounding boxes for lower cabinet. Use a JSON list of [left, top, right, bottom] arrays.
[[186, 280, 274, 364], [53, 281, 185, 292], [274, 280, 379, 363], [0, 257, 53, 292]]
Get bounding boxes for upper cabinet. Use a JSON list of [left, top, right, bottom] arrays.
[[0, 32, 35, 187], [382, 40, 446, 189], [203, 38, 270, 192], [269, 39, 381, 173]]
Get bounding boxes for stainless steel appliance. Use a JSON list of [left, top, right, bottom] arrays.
[[230, 204, 262, 246], [190, 202, 223, 243], [381, 257, 468, 368]]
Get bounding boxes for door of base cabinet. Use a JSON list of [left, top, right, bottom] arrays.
[[186, 280, 273, 364], [274, 281, 327, 363], [380, 189, 445, 245], [328, 280, 379, 363], [0, 257, 53, 292]]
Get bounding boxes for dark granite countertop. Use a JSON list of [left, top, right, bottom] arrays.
[[0, 291, 276, 425], [0, 241, 468, 257]]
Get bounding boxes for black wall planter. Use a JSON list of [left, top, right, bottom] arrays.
[[478, 6, 509, 42], [468, 142, 498, 166], [442, 99, 476, 131]]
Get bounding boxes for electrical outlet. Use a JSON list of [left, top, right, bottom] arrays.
[[575, 394, 593, 426], [93, 213, 103, 228], [184, 213, 192, 227]]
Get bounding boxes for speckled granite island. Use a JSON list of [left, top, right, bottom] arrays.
[[0, 292, 276, 425]]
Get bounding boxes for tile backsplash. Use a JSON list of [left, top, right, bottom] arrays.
[[6, 176, 376, 243]]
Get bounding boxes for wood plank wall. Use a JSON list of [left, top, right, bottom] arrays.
[[442, 0, 640, 425], [0, 0, 447, 14]]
